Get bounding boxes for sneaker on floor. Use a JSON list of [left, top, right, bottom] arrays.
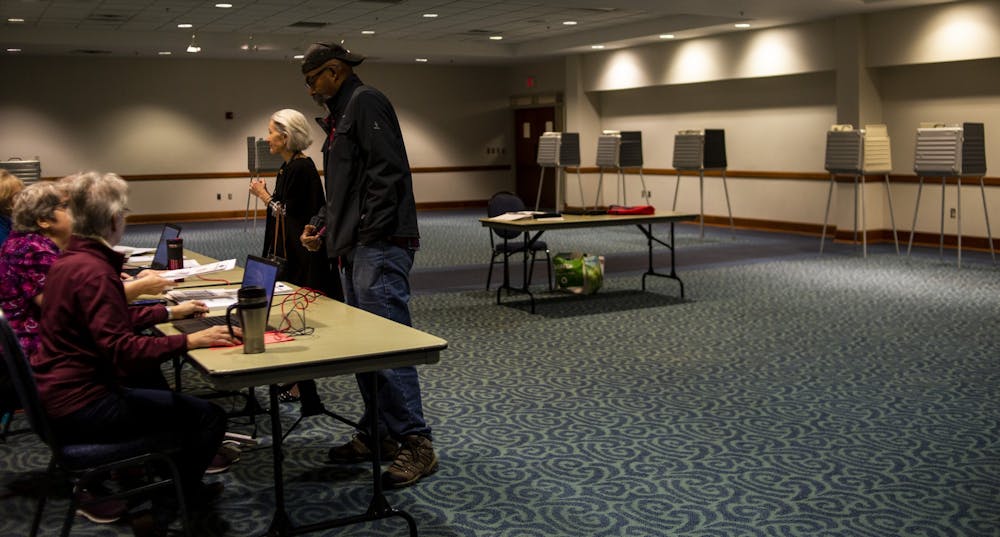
[[327, 433, 399, 464], [76, 489, 128, 524], [205, 443, 241, 474], [381, 435, 438, 489]]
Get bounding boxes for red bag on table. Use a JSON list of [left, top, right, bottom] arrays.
[[607, 205, 655, 215]]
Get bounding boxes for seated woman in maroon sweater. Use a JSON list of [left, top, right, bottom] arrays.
[[33, 171, 240, 531]]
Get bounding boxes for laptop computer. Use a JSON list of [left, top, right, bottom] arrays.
[[171, 255, 283, 334], [124, 223, 181, 275]]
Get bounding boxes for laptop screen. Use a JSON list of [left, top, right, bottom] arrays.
[[151, 224, 182, 269], [241, 255, 282, 322]]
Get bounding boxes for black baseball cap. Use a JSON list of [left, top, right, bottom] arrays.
[[301, 42, 365, 73]]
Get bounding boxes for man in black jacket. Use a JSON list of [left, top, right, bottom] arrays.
[[299, 42, 436, 488]]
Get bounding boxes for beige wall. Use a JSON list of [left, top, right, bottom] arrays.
[[0, 56, 515, 215], [1, 0, 998, 240], [560, 0, 1000, 239]]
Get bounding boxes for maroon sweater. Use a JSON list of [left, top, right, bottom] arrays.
[[33, 236, 187, 418]]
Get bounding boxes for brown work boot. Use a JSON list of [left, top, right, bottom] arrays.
[[328, 433, 399, 464], [381, 435, 438, 488]]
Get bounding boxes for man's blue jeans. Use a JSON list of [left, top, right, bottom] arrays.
[[341, 240, 431, 439]]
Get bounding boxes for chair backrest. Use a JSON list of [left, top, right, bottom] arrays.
[[0, 310, 56, 449], [487, 191, 526, 241]]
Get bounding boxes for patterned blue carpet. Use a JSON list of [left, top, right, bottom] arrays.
[[1, 211, 997, 536]]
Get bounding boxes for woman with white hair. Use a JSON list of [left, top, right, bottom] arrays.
[[33, 171, 237, 531], [249, 108, 340, 411]]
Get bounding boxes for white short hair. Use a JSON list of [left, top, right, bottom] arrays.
[[270, 108, 313, 152], [65, 171, 128, 238]]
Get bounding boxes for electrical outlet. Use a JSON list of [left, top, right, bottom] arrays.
[[228, 193, 233, 200], [216, 193, 221, 200], [950, 208, 956, 219]]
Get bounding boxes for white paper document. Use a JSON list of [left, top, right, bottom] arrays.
[[490, 211, 542, 222], [158, 258, 236, 281], [115, 245, 156, 256]]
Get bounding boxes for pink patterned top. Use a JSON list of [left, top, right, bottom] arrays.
[[0, 231, 60, 358]]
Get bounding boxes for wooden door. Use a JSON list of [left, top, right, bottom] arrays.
[[514, 107, 557, 210]]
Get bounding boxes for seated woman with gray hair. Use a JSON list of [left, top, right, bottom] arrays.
[[32, 171, 239, 530], [0, 179, 176, 359], [0, 181, 73, 360]]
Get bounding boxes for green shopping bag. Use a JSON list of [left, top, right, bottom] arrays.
[[553, 252, 605, 294]]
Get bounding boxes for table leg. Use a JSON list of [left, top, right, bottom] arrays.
[[639, 222, 684, 298], [494, 232, 538, 313], [266, 384, 293, 536], [262, 375, 419, 537]]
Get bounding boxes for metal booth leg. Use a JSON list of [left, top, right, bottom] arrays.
[[820, 174, 835, 254], [907, 176, 926, 256]]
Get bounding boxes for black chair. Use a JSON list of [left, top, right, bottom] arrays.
[[0, 310, 191, 537], [486, 191, 552, 291]]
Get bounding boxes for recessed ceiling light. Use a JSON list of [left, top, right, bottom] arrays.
[[215, 3, 233, 7], [361, 30, 375, 35], [293, 54, 304, 59], [8, 18, 25, 23], [158, 51, 172, 55], [489, 35, 503, 41], [659, 34, 675, 39], [423, 13, 438, 18], [177, 23, 193, 29], [735, 23, 751, 28], [415, 58, 428, 62], [563, 21, 577, 26], [591, 45, 604, 49], [7, 48, 22, 53]]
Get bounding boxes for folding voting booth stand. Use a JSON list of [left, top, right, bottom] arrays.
[[594, 132, 620, 209], [535, 132, 582, 211], [819, 124, 899, 257], [244, 136, 285, 231], [671, 129, 734, 238], [907, 122, 994, 267], [594, 131, 648, 209]]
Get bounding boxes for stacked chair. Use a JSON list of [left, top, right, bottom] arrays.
[[672, 129, 734, 238], [907, 122, 994, 267], [593, 130, 648, 208], [0, 157, 42, 185], [535, 132, 581, 211], [820, 124, 898, 257]]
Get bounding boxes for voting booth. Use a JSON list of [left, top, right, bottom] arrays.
[[671, 129, 734, 237], [535, 132, 581, 211], [244, 136, 285, 230], [907, 122, 993, 267], [593, 130, 648, 209], [819, 124, 899, 257]]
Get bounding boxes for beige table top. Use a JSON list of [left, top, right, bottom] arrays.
[[159, 293, 447, 391], [480, 210, 698, 232]]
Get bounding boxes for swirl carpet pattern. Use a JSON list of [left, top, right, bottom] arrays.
[[0, 212, 997, 537]]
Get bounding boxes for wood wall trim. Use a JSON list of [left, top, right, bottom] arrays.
[[566, 167, 1000, 185], [44, 166, 996, 186], [44, 164, 512, 183]]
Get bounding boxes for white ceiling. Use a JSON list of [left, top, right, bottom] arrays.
[[1, 0, 958, 64]]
